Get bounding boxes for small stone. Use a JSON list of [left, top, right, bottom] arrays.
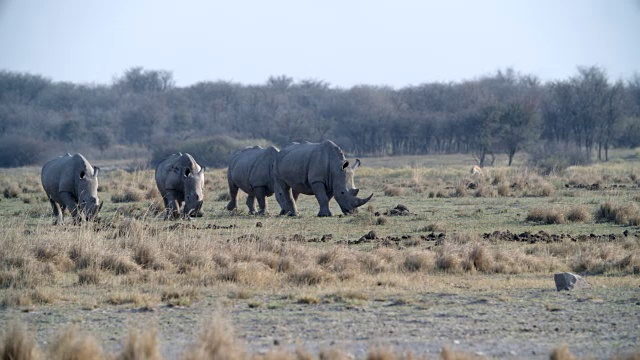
[[256, 222, 263, 227]]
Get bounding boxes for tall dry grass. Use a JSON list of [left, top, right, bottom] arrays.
[[3, 319, 636, 360]]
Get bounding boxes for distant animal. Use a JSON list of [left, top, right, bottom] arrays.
[[226, 145, 279, 215], [41, 153, 102, 225], [274, 140, 373, 217], [155, 153, 205, 220], [471, 165, 484, 177]]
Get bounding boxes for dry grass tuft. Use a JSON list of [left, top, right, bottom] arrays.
[[526, 207, 566, 224], [595, 201, 640, 225], [77, 269, 102, 285], [474, 184, 496, 198], [48, 326, 105, 360], [496, 183, 512, 197], [566, 205, 592, 223], [132, 243, 164, 270], [116, 328, 161, 360], [3, 184, 20, 199], [435, 250, 461, 273], [453, 183, 467, 197], [366, 346, 397, 360], [161, 287, 199, 307], [467, 244, 492, 272], [111, 188, 145, 203], [440, 346, 483, 360], [0, 323, 41, 360], [549, 345, 577, 360], [287, 268, 331, 286], [101, 254, 140, 275], [182, 317, 246, 360], [383, 184, 406, 197], [297, 294, 320, 305], [319, 348, 351, 360], [402, 252, 433, 273]]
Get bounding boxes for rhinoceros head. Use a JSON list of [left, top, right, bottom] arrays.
[[77, 166, 102, 221], [334, 159, 373, 214], [183, 165, 205, 219]]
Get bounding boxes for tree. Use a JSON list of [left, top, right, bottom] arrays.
[[497, 100, 541, 166], [113, 67, 174, 93]]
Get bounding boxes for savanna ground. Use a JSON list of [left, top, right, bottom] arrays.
[[1, 151, 639, 359]]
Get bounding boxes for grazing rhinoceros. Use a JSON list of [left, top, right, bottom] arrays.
[[274, 140, 373, 217], [41, 153, 102, 225], [154, 153, 205, 220], [226, 146, 279, 215]]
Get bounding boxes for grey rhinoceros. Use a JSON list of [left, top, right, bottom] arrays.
[[226, 146, 279, 215], [154, 153, 205, 220], [41, 153, 102, 225], [274, 140, 373, 217]]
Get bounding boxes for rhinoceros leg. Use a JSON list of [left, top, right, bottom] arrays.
[[49, 199, 63, 225], [163, 191, 181, 220], [59, 191, 81, 225], [254, 187, 269, 215], [275, 180, 297, 216], [226, 182, 239, 211], [246, 195, 256, 215], [311, 182, 332, 217]]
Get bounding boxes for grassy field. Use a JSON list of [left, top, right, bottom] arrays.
[[0, 152, 639, 359]]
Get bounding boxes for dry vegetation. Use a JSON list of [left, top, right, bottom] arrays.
[[1, 153, 640, 358]]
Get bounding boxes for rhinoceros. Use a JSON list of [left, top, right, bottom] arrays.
[[226, 146, 279, 215], [274, 140, 372, 217], [41, 153, 102, 225], [154, 153, 205, 220]]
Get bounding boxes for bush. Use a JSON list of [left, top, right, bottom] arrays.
[[151, 135, 273, 169], [595, 201, 640, 225], [528, 143, 590, 175], [0, 136, 62, 167], [526, 207, 566, 224], [567, 205, 592, 223]]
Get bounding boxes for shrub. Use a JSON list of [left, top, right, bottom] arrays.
[[0, 136, 61, 168], [497, 183, 512, 197], [595, 201, 640, 225], [402, 252, 432, 272], [3, 184, 20, 198], [151, 135, 273, 169], [383, 184, 406, 197], [111, 189, 145, 203], [526, 207, 566, 224], [528, 143, 590, 175], [48, 327, 105, 360], [567, 205, 592, 223], [0, 323, 41, 359]]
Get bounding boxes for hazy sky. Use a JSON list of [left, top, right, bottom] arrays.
[[0, 0, 638, 88]]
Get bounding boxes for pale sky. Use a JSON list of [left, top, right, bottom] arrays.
[[0, 0, 638, 88]]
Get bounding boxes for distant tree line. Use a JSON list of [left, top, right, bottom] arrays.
[[0, 66, 638, 168]]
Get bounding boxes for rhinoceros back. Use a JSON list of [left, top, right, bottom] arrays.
[[41, 153, 95, 202], [276, 141, 344, 192], [228, 146, 278, 192], [155, 153, 201, 193]]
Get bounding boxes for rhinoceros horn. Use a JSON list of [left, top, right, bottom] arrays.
[[355, 193, 373, 208]]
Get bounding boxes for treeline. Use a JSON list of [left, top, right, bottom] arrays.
[[0, 66, 639, 168]]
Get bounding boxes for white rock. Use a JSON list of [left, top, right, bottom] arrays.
[[554, 272, 588, 291]]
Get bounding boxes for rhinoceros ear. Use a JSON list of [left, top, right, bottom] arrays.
[[93, 167, 100, 177], [342, 161, 349, 170], [352, 159, 361, 170]]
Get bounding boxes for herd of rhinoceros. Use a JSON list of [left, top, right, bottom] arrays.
[[40, 140, 373, 225]]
